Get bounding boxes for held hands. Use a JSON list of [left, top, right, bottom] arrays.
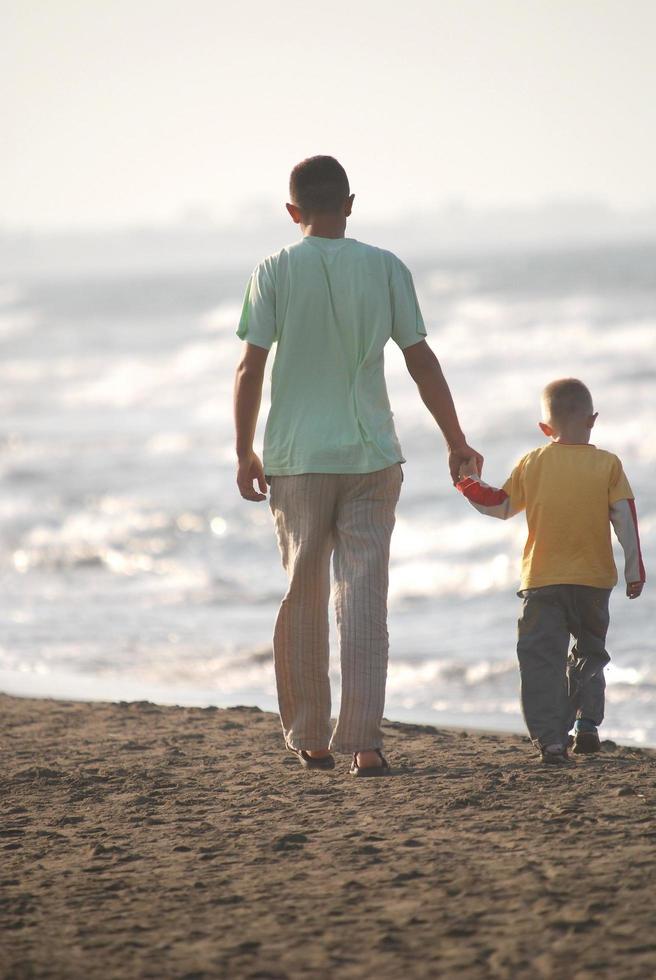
[[449, 444, 484, 485], [627, 582, 643, 599], [458, 457, 480, 480], [236, 451, 267, 502]]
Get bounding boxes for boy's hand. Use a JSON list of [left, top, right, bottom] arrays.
[[237, 452, 267, 502], [449, 444, 484, 485], [627, 582, 643, 599], [458, 457, 480, 480]]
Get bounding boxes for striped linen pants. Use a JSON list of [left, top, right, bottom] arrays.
[[268, 464, 402, 754]]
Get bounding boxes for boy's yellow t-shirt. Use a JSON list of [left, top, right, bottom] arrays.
[[502, 443, 634, 590]]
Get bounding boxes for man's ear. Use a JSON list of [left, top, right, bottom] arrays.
[[538, 421, 553, 438], [286, 202, 303, 224], [589, 412, 598, 429], [344, 194, 355, 217]]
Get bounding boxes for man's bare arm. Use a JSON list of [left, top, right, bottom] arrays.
[[402, 340, 483, 483], [234, 343, 269, 501]]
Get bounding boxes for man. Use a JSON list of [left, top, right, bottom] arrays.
[[234, 155, 482, 775]]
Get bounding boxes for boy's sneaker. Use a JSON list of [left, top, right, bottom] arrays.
[[540, 743, 573, 766], [572, 719, 601, 755]]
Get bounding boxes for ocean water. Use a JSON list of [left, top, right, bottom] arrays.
[[1, 242, 654, 744]]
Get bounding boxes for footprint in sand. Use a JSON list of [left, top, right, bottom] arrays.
[[391, 870, 425, 885], [272, 832, 308, 852], [91, 842, 125, 857]]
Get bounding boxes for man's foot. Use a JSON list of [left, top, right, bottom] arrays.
[[540, 743, 573, 766], [349, 748, 391, 777], [572, 719, 601, 754], [287, 747, 335, 770]]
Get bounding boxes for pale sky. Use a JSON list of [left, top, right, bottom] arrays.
[[2, 0, 656, 230]]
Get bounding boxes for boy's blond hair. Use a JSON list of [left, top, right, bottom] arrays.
[[542, 378, 593, 422]]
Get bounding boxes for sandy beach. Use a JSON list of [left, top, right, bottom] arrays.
[[1, 692, 656, 980]]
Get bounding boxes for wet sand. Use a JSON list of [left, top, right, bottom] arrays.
[[1, 691, 656, 979]]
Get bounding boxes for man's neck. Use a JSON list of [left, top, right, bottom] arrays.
[[301, 215, 347, 239]]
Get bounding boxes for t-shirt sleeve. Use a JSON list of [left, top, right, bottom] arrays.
[[501, 457, 527, 514], [608, 456, 634, 505], [389, 258, 427, 349], [236, 259, 276, 350]]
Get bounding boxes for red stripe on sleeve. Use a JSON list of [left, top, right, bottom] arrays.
[[456, 478, 509, 507], [627, 498, 646, 583]]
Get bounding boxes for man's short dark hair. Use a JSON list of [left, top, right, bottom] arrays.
[[289, 156, 350, 214]]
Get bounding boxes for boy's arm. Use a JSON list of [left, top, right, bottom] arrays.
[[402, 340, 483, 483], [234, 343, 269, 501], [455, 458, 524, 520], [610, 499, 646, 598], [456, 474, 516, 520]]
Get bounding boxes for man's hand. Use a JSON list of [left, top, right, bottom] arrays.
[[627, 581, 643, 599], [237, 452, 267, 502], [449, 444, 484, 485]]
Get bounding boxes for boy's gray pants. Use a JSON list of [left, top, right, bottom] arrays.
[[516, 584, 611, 748]]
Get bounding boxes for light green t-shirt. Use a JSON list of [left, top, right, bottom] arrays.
[[237, 235, 427, 475]]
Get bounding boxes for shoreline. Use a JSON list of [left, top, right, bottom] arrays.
[[2, 691, 656, 979], [1, 666, 653, 749]]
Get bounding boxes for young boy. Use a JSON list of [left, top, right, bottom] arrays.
[[457, 378, 645, 764]]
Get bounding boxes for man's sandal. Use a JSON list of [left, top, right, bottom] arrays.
[[288, 747, 335, 770], [349, 748, 391, 777]]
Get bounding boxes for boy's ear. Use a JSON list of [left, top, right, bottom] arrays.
[[588, 412, 598, 429], [344, 193, 355, 217], [538, 421, 553, 438], [286, 202, 303, 224]]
